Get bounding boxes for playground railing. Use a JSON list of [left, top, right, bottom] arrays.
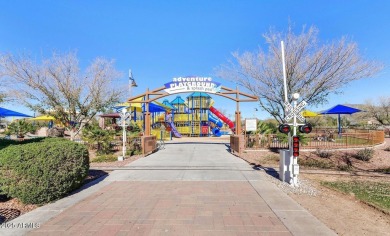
[[151, 129, 171, 140], [110, 136, 142, 152], [173, 114, 209, 122]]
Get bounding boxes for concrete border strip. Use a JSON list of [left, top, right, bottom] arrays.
[[249, 179, 337, 236]]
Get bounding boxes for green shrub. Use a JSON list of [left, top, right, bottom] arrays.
[[264, 154, 279, 162], [0, 138, 45, 149], [315, 148, 333, 158], [373, 167, 390, 174], [128, 138, 142, 155], [125, 149, 142, 157], [131, 149, 142, 156], [355, 148, 374, 161], [298, 158, 334, 169], [82, 124, 114, 154], [41, 137, 70, 143], [337, 164, 352, 171], [0, 140, 89, 204], [0, 137, 67, 150], [6, 120, 37, 138], [128, 122, 141, 133], [247, 140, 255, 148], [91, 154, 117, 163]]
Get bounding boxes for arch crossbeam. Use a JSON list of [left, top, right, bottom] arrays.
[[126, 86, 258, 103]]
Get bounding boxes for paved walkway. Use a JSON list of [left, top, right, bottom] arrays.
[[3, 142, 336, 236]]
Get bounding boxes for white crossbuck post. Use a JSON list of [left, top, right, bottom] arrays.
[[279, 41, 309, 187], [281, 97, 307, 186], [284, 101, 306, 122], [118, 108, 131, 161]]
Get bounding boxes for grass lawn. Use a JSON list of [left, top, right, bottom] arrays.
[[91, 154, 118, 163], [322, 181, 390, 213], [298, 158, 335, 169]]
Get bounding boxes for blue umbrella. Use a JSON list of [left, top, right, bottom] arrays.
[[0, 107, 32, 118], [320, 104, 362, 135]]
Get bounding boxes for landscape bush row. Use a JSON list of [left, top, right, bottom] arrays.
[[0, 138, 89, 205], [316, 148, 375, 161]]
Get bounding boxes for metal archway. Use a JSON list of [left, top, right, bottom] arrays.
[[126, 83, 258, 156]]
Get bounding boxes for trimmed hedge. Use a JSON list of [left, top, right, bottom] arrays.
[[0, 137, 46, 149], [0, 138, 89, 204]]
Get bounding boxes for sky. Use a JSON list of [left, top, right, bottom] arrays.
[[1, 0, 389, 120]]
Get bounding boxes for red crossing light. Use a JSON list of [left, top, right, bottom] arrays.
[[299, 123, 312, 134], [292, 136, 299, 157], [278, 124, 291, 134]]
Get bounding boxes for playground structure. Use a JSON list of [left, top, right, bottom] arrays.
[[151, 92, 235, 138], [99, 77, 258, 155], [99, 92, 237, 140]]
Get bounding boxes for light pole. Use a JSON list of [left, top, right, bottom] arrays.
[[129, 69, 138, 122], [118, 108, 130, 161], [129, 69, 138, 94], [253, 108, 258, 118]]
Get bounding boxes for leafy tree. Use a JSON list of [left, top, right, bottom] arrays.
[[256, 120, 277, 134], [0, 70, 9, 104], [217, 25, 382, 123], [0, 52, 125, 140]]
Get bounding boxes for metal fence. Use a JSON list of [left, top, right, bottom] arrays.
[[111, 136, 142, 151], [245, 129, 385, 150], [81, 135, 142, 151]]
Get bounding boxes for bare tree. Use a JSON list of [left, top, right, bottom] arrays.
[[0, 70, 9, 104], [364, 97, 390, 126], [217, 25, 382, 123], [0, 52, 125, 139]]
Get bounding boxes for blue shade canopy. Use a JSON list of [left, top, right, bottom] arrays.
[[170, 96, 186, 105], [320, 104, 362, 115], [162, 99, 177, 110], [320, 104, 362, 135], [187, 92, 211, 98], [0, 107, 32, 117], [142, 103, 166, 112]]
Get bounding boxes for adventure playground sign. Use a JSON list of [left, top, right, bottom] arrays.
[[164, 77, 221, 94]]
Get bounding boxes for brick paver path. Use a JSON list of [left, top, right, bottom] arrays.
[[24, 142, 317, 235], [29, 181, 291, 235]]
